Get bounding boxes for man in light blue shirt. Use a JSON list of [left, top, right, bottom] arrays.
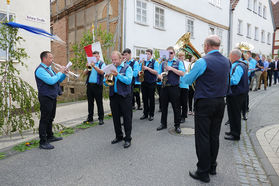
[[35, 51, 67, 150], [258, 55, 269, 90], [83, 51, 106, 125]]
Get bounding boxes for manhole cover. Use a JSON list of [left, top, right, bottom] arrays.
[[169, 127, 195, 136]]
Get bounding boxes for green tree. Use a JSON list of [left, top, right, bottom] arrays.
[[70, 26, 114, 70], [0, 22, 39, 136]]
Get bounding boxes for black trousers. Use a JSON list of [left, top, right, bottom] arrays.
[[180, 88, 188, 118], [87, 83, 104, 121], [274, 71, 279, 84], [188, 86, 194, 112], [267, 70, 273, 86], [160, 86, 181, 127], [156, 84, 162, 111], [110, 94, 132, 142], [194, 97, 225, 175], [241, 93, 248, 117], [38, 96, 57, 144], [132, 84, 141, 108], [141, 82, 156, 117], [227, 94, 246, 138]]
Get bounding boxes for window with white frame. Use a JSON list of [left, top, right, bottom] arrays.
[[261, 30, 265, 42], [258, 2, 262, 16], [237, 19, 243, 35], [254, 27, 259, 40], [267, 32, 271, 44], [187, 18, 194, 38], [248, 0, 252, 10], [134, 47, 147, 59], [247, 23, 251, 38], [217, 28, 223, 41], [263, 6, 266, 18], [253, 0, 257, 12], [154, 6, 165, 29], [209, 0, 221, 7], [0, 13, 13, 60], [135, 0, 147, 25]]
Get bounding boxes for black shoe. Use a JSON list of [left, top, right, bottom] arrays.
[[224, 135, 240, 141], [189, 171, 210, 183], [132, 106, 136, 110], [157, 125, 167, 131], [180, 117, 185, 123], [225, 120, 230, 125], [249, 88, 252, 91], [148, 116, 154, 121], [243, 116, 247, 120], [123, 141, 131, 148], [83, 119, 93, 124], [225, 132, 231, 136], [99, 120, 104, 125], [175, 127, 181, 134], [111, 138, 123, 144], [140, 115, 148, 120], [39, 143, 54, 150], [137, 107, 143, 110], [47, 136, 63, 143]]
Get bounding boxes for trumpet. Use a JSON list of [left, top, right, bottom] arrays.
[[52, 62, 80, 79], [87, 64, 93, 71], [105, 74, 114, 86]]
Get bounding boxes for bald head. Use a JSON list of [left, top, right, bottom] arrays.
[[203, 35, 221, 54]]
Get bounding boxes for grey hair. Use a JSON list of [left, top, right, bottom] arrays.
[[230, 49, 242, 58]]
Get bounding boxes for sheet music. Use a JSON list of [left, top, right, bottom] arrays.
[[86, 57, 97, 65], [139, 54, 147, 61], [102, 64, 117, 74]]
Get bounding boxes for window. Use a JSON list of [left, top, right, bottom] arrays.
[[258, 2, 262, 16], [253, 0, 257, 12], [263, 6, 266, 18], [187, 18, 194, 38], [247, 23, 251, 38], [154, 6, 165, 29], [248, 0, 252, 10], [261, 30, 265, 43], [134, 47, 147, 58], [135, 0, 147, 25], [209, 0, 221, 7], [216, 28, 222, 41], [237, 19, 243, 35], [267, 32, 271, 44], [254, 27, 259, 40], [0, 13, 13, 61]]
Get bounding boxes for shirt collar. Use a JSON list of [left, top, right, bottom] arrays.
[[168, 58, 176, 62], [40, 63, 49, 68], [119, 61, 125, 67], [208, 50, 219, 54]]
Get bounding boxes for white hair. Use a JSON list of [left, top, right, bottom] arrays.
[[230, 49, 242, 58]]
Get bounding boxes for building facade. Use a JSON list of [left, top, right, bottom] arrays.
[[272, 1, 279, 57], [231, 0, 275, 56], [124, 0, 230, 58], [0, 0, 50, 88]]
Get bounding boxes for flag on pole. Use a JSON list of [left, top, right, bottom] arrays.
[[84, 42, 104, 63], [91, 23, 95, 43], [2, 22, 66, 45]]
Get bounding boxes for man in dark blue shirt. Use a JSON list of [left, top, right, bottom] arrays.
[[35, 51, 67, 150]]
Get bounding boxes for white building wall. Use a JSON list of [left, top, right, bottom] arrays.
[[123, 0, 230, 58], [232, 0, 274, 56], [0, 0, 50, 88]]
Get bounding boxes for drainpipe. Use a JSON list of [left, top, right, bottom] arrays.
[[123, 0, 127, 49], [228, 3, 233, 56]]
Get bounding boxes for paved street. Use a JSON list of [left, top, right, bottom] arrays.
[[1, 85, 279, 185]]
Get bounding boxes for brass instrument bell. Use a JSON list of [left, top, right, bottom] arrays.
[[105, 74, 114, 86]]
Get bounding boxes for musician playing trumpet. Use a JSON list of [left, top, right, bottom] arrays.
[[139, 49, 159, 121], [104, 51, 133, 148], [83, 51, 106, 125], [35, 51, 68, 150], [157, 46, 185, 134]]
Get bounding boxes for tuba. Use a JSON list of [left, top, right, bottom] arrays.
[[174, 32, 201, 89]]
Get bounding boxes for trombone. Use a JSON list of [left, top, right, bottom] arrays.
[[52, 62, 80, 79]]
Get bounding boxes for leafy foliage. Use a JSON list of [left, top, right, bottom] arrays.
[[0, 22, 39, 136], [70, 26, 114, 70]]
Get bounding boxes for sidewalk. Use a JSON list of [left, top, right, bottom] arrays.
[[0, 99, 111, 151], [257, 124, 279, 176]]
